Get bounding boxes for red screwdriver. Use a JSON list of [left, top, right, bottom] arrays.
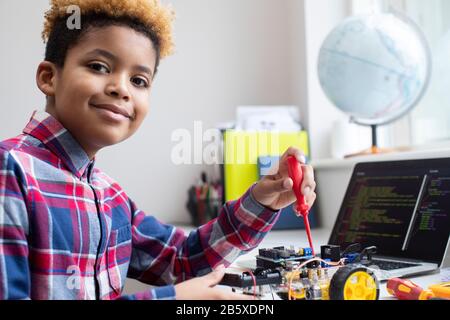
[[387, 278, 434, 300], [287, 155, 315, 256]]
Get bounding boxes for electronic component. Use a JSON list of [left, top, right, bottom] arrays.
[[256, 246, 314, 269], [343, 253, 359, 264], [321, 245, 341, 262], [305, 284, 322, 300], [220, 244, 380, 300], [219, 268, 282, 288]]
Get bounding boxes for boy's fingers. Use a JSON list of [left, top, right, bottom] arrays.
[[214, 264, 225, 271], [205, 265, 226, 286], [306, 191, 317, 206], [281, 147, 306, 164], [261, 177, 293, 195], [301, 165, 315, 195], [279, 178, 293, 192]]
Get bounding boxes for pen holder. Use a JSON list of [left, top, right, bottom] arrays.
[[186, 183, 223, 227]]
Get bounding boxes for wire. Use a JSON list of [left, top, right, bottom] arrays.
[[287, 271, 299, 301], [248, 269, 257, 299], [226, 266, 257, 299], [269, 285, 275, 300], [296, 257, 346, 270], [341, 243, 361, 257]]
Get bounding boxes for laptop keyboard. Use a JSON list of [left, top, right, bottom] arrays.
[[369, 259, 420, 270]]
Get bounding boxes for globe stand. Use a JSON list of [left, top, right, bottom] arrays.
[[344, 125, 393, 158]]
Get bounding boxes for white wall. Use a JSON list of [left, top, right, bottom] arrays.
[[0, 1, 49, 133], [288, 0, 309, 124], [303, 0, 357, 159], [0, 0, 308, 224]]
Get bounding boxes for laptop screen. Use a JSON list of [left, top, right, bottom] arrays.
[[329, 158, 450, 264]]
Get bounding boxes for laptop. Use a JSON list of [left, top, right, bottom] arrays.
[[328, 158, 450, 281]]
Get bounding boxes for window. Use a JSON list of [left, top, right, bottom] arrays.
[[352, 0, 450, 148]]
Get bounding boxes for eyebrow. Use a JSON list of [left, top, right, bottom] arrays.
[[85, 48, 153, 77]]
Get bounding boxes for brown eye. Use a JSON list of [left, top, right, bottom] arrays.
[[88, 63, 110, 73], [131, 76, 149, 88]]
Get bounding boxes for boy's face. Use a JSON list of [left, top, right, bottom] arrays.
[[43, 25, 157, 158]]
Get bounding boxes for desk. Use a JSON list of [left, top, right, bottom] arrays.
[[231, 228, 446, 300]]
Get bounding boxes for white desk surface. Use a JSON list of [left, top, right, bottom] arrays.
[[232, 228, 447, 300]]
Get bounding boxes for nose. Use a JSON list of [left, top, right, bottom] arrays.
[[105, 74, 130, 101]]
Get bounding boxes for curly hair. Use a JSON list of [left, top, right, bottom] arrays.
[[42, 0, 175, 74]]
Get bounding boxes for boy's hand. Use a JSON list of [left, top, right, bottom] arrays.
[[174, 265, 253, 300], [251, 147, 316, 211]]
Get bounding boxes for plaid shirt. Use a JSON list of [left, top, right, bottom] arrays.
[[0, 111, 280, 300]]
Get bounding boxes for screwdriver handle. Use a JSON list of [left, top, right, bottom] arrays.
[[387, 278, 435, 300], [286, 156, 309, 216]]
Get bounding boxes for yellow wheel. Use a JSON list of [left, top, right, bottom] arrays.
[[329, 266, 379, 300], [288, 288, 306, 300]]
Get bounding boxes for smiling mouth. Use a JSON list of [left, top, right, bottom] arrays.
[[90, 103, 132, 120]]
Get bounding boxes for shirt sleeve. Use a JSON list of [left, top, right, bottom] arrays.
[[124, 183, 280, 298], [0, 149, 31, 300]]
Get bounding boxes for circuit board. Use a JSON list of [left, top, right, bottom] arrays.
[[219, 244, 380, 300]]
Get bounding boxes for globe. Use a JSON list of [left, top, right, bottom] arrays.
[[318, 12, 432, 127]]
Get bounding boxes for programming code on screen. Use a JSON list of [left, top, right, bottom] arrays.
[[332, 163, 450, 263]]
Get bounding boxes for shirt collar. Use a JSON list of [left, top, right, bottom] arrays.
[[23, 110, 95, 180]]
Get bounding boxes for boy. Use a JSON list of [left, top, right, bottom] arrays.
[[0, 0, 316, 300]]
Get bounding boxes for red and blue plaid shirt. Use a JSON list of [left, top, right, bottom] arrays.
[[0, 111, 280, 300]]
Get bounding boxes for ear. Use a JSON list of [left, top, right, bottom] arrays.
[[36, 61, 59, 97]]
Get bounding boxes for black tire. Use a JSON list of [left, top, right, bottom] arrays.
[[329, 266, 379, 300], [276, 292, 289, 300]]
